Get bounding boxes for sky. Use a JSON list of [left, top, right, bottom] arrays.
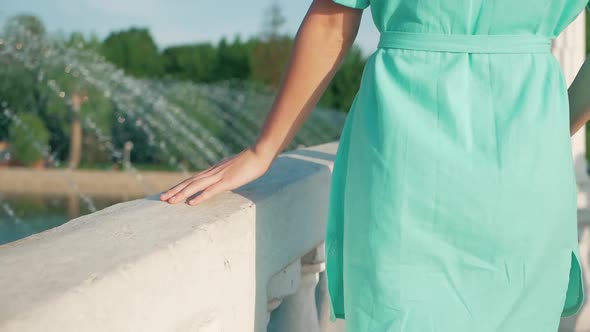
[[0, 0, 380, 57]]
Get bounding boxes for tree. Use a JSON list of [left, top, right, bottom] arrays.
[[3, 14, 46, 38], [0, 15, 50, 141], [162, 43, 218, 82], [9, 112, 50, 166], [67, 31, 102, 51], [250, 1, 293, 87], [260, 1, 287, 40], [318, 45, 367, 112], [214, 35, 253, 81], [101, 28, 163, 77]]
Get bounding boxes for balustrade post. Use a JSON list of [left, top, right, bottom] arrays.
[[267, 245, 332, 332]]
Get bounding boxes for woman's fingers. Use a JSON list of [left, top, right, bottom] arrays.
[[160, 164, 221, 201], [188, 178, 231, 206], [189, 157, 233, 182], [160, 155, 238, 201], [160, 177, 194, 201], [161, 147, 272, 206], [167, 172, 222, 204]]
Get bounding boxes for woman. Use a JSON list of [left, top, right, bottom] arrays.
[[161, 0, 590, 330]]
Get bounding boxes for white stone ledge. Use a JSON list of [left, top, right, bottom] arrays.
[[0, 142, 339, 332]]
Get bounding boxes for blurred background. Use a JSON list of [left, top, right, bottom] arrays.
[[0, 1, 588, 246], [0, 0, 379, 245]]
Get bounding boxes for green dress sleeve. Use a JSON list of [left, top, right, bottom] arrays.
[[332, 0, 370, 9]]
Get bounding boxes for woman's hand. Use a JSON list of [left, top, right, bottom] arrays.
[[159, 146, 274, 206], [161, 0, 361, 206]]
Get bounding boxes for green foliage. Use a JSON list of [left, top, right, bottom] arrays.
[[319, 45, 367, 112], [163, 43, 218, 82], [110, 103, 161, 165], [214, 35, 254, 81], [95, 3, 366, 113], [9, 112, 50, 165], [0, 15, 115, 164], [67, 31, 102, 51], [0, 56, 40, 139], [4, 14, 46, 38], [250, 1, 293, 88], [1, 7, 367, 170], [250, 35, 293, 87], [0, 15, 50, 140], [101, 28, 163, 77]]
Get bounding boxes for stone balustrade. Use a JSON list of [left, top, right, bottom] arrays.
[[0, 142, 344, 332]]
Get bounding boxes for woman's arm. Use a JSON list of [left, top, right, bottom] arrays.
[[161, 0, 365, 205], [252, 0, 364, 162], [569, 56, 590, 135]]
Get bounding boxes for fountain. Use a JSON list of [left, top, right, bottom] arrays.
[[0, 16, 348, 245]]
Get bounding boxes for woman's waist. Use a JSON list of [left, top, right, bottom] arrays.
[[376, 30, 552, 54]]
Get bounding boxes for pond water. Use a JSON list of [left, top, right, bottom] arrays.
[[0, 194, 142, 245]]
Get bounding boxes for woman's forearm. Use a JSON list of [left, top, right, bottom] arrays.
[[569, 56, 590, 136], [251, 0, 363, 163]]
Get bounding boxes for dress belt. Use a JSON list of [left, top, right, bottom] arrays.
[[377, 31, 552, 54]]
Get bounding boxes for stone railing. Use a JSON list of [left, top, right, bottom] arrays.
[[0, 142, 344, 332]]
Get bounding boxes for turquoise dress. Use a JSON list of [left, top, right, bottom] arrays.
[[324, 0, 589, 331]]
